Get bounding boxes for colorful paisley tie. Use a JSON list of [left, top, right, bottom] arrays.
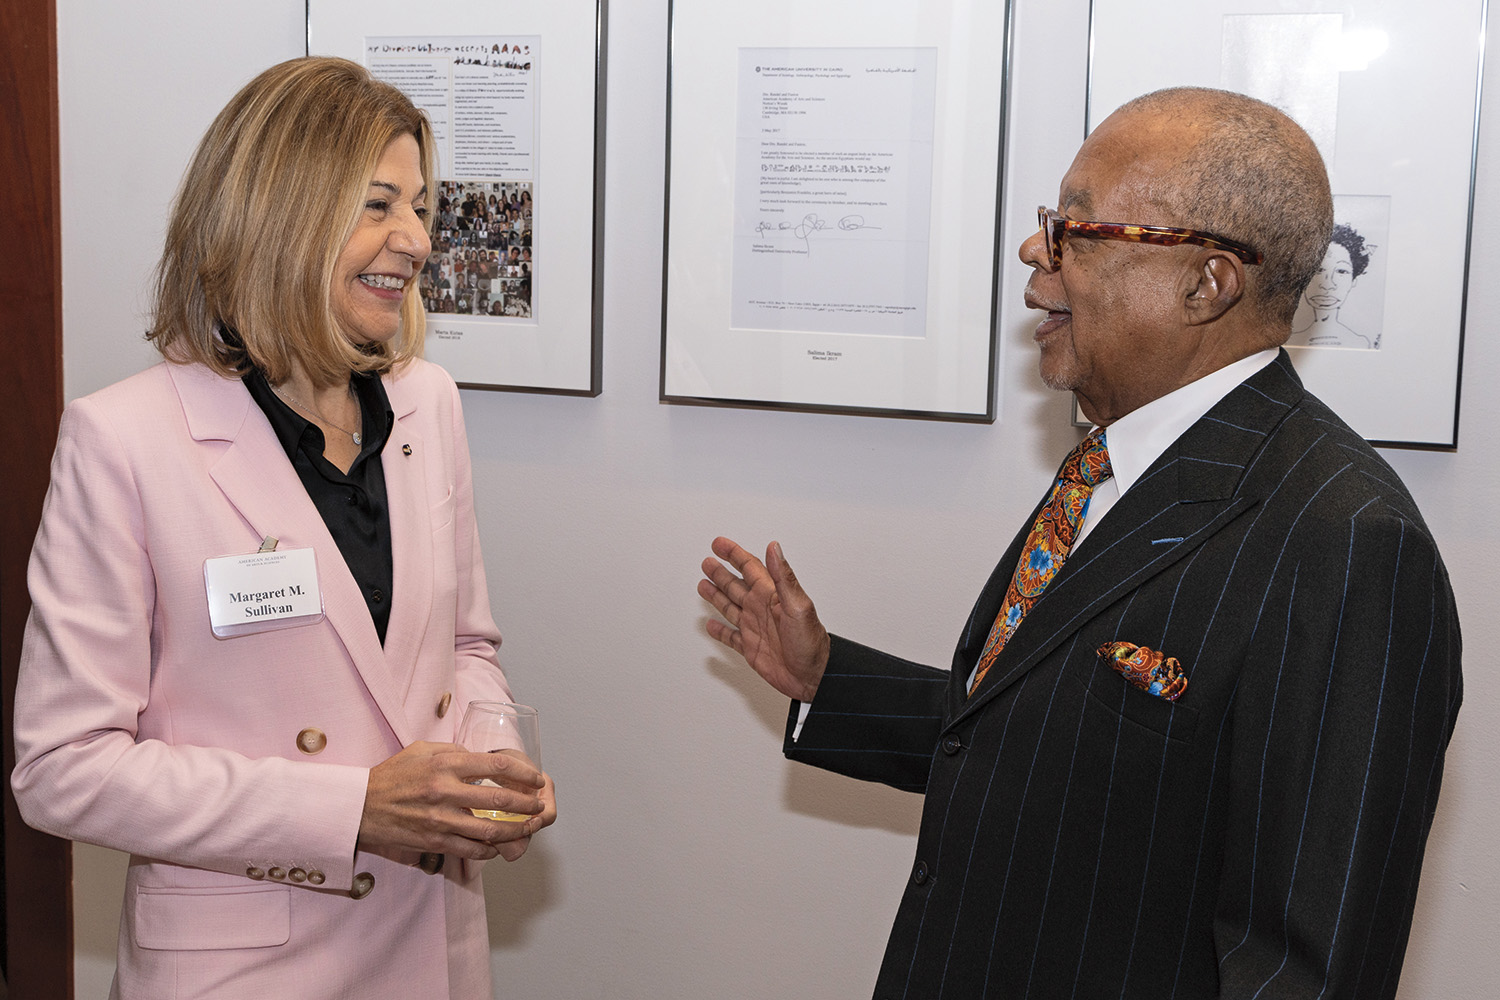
[[968, 429, 1113, 696]]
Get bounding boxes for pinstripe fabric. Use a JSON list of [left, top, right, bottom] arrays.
[[784, 352, 1461, 1000]]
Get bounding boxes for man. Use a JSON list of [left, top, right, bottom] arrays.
[[699, 88, 1461, 999]]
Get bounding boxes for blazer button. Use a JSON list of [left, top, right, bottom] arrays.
[[350, 872, 376, 900], [418, 852, 445, 874], [436, 692, 453, 718], [268, 867, 286, 881], [246, 866, 265, 880], [307, 869, 326, 885], [941, 736, 963, 755], [296, 728, 327, 755], [288, 868, 308, 883], [912, 861, 930, 886]]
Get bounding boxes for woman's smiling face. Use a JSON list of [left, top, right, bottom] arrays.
[[330, 133, 430, 346]]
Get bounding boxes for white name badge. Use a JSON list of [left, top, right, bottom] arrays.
[[204, 547, 325, 639]]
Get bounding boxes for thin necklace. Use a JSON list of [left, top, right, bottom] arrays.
[[273, 385, 363, 445]]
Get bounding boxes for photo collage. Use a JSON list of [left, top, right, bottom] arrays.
[[423, 179, 534, 318]]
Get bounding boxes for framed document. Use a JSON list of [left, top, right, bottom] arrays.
[[1089, 0, 1486, 449], [309, 0, 606, 395], [661, 1, 1014, 421]]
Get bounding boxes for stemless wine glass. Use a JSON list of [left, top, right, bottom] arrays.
[[456, 701, 541, 821]]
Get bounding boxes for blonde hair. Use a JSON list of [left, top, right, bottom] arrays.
[[148, 57, 435, 385]]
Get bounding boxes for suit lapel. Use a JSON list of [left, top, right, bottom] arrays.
[[379, 375, 435, 706], [951, 352, 1306, 724], [168, 363, 417, 745]]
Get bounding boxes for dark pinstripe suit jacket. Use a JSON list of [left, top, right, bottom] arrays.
[[786, 352, 1462, 1000]]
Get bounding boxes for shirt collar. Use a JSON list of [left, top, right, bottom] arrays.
[[1098, 349, 1278, 495], [241, 365, 395, 465]]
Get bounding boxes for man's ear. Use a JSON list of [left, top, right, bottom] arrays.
[[1183, 253, 1245, 325]]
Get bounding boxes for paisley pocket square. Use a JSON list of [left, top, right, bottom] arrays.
[[1097, 641, 1188, 701]]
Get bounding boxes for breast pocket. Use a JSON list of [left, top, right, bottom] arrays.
[[1072, 657, 1200, 744], [133, 884, 290, 951]]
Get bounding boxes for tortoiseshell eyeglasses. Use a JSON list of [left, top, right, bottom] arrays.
[[1037, 206, 1264, 269]]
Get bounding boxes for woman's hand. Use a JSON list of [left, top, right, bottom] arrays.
[[357, 741, 555, 862]]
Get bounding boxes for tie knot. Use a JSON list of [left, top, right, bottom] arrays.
[[1061, 429, 1112, 487]]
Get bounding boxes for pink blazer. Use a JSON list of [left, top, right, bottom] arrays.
[[12, 358, 510, 999]]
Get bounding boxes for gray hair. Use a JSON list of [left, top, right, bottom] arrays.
[[1115, 87, 1334, 327]]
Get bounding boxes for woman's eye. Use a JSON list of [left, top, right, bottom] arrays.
[[366, 200, 389, 213]]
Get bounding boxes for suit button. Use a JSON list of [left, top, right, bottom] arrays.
[[912, 861, 930, 886], [268, 867, 286, 881], [307, 870, 326, 886], [288, 868, 308, 883], [350, 872, 376, 900], [418, 852, 445, 874], [246, 866, 265, 880], [436, 691, 453, 718], [941, 736, 962, 755], [296, 728, 327, 755]]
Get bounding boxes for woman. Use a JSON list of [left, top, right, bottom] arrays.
[[11, 57, 555, 999]]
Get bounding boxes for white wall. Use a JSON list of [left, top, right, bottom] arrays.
[[57, 1, 1497, 997]]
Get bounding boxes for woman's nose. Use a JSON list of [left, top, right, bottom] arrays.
[[390, 212, 431, 262]]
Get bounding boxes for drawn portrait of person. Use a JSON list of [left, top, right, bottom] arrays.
[[1288, 194, 1392, 352], [1292, 224, 1373, 348]]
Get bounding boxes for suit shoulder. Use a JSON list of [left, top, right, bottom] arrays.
[[1256, 391, 1432, 532], [387, 356, 459, 398], [68, 362, 174, 412], [61, 362, 186, 442]]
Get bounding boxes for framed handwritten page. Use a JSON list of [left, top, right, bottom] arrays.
[[1089, 0, 1485, 449], [309, 0, 606, 395], [661, 1, 1013, 421]]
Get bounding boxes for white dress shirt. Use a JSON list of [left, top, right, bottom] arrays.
[[1073, 349, 1279, 551]]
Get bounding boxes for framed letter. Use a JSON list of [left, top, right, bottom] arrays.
[[661, 0, 1014, 421]]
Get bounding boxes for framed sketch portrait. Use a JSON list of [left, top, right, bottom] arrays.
[[1088, 0, 1485, 448]]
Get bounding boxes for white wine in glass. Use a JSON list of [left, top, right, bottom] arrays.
[[457, 702, 540, 822]]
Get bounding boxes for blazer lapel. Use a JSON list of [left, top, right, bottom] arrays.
[[378, 376, 435, 709], [951, 351, 1306, 723], [168, 363, 417, 746]]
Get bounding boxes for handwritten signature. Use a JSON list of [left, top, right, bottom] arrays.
[[754, 213, 879, 253]]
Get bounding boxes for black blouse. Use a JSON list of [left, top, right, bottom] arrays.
[[241, 367, 396, 645]]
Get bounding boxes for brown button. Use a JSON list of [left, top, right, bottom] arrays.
[[436, 692, 453, 718], [246, 866, 266, 880], [288, 868, 308, 883], [268, 867, 286, 881], [418, 852, 445, 875], [350, 872, 375, 900], [307, 870, 326, 886], [296, 728, 327, 755]]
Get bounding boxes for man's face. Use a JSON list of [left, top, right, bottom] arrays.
[[1018, 113, 1207, 425]]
